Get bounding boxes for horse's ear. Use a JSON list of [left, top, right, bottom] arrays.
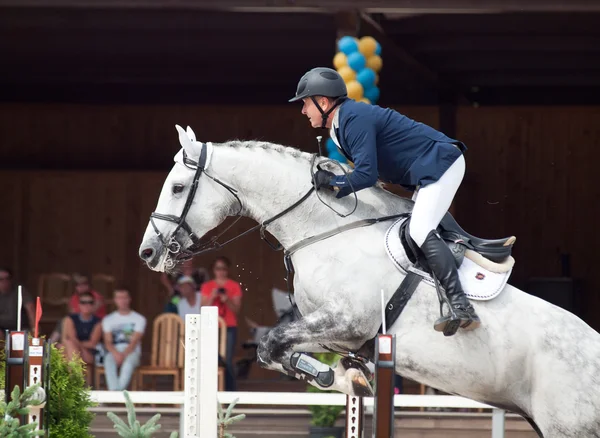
[[186, 126, 197, 142], [175, 124, 199, 160]]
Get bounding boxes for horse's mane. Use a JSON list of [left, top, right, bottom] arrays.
[[217, 139, 352, 173]]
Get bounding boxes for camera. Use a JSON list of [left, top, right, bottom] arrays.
[[217, 287, 226, 294]]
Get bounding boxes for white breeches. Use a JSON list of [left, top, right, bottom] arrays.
[[408, 155, 465, 247]]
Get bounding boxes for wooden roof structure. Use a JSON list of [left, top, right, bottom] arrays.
[[1, 0, 599, 105]]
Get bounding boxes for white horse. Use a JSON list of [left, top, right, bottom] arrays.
[[139, 125, 600, 438]]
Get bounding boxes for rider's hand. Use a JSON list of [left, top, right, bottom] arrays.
[[312, 169, 335, 190]]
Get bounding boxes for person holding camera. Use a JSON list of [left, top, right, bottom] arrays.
[[200, 256, 242, 391]]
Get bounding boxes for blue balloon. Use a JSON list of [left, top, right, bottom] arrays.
[[347, 52, 366, 72], [364, 85, 380, 103], [356, 68, 376, 89], [325, 137, 337, 152], [375, 41, 382, 56], [329, 150, 347, 164], [337, 36, 358, 55]]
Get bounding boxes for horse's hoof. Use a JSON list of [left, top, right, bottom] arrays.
[[340, 356, 374, 381], [349, 369, 374, 397]]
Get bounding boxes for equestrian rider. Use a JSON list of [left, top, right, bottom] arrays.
[[289, 67, 480, 336]]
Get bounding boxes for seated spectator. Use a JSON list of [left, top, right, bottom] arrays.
[[176, 276, 201, 320], [102, 288, 146, 391], [201, 256, 242, 391], [0, 267, 35, 338], [61, 292, 102, 386], [161, 259, 208, 309], [69, 273, 107, 319]]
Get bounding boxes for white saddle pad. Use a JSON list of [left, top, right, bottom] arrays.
[[384, 218, 514, 301]]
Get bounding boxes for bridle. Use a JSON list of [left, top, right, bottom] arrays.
[[149, 142, 315, 268]]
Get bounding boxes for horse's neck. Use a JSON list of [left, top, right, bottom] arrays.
[[211, 146, 370, 248], [211, 144, 410, 248]]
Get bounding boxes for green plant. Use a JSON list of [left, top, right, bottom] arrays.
[[107, 390, 178, 438], [46, 343, 96, 437], [0, 383, 45, 437], [217, 398, 246, 438], [306, 353, 345, 428]]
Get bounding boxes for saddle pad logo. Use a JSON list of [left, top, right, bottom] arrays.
[[475, 272, 486, 280]]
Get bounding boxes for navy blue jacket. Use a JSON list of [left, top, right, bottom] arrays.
[[330, 100, 466, 197]]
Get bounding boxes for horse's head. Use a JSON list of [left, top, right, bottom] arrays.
[[138, 125, 238, 271]]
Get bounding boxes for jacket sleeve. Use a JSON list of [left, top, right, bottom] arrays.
[[330, 114, 379, 198]]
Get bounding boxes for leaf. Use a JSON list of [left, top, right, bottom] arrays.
[[123, 391, 137, 429], [140, 413, 161, 432]]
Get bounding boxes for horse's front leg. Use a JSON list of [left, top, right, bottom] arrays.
[[256, 307, 375, 396]]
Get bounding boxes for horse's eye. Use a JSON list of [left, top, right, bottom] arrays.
[[172, 184, 184, 194]]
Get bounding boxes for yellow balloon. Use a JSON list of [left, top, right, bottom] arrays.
[[366, 55, 383, 72], [338, 65, 356, 82], [360, 97, 371, 104], [346, 80, 364, 101], [333, 52, 347, 70], [358, 36, 378, 57]]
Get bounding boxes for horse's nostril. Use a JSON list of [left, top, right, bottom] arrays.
[[141, 248, 154, 260]]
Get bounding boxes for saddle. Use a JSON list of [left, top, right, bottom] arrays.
[[400, 211, 516, 269]]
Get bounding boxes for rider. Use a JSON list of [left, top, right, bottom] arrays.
[[289, 67, 480, 336]]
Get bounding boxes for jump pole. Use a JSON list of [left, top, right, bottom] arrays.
[[184, 306, 219, 438]]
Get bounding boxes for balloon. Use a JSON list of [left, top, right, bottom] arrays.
[[375, 41, 382, 56], [337, 36, 358, 55], [360, 97, 371, 104], [337, 65, 356, 82], [364, 85, 380, 103], [356, 67, 376, 89], [333, 52, 347, 70], [329, 149, 347, 164], [366, 55, 383, 72], [347, 52, 367, 72], [358, 36, 378, 57], [326, 137, 337, 152], [375, 73, 379, 85], [346, 80, 364, 100]]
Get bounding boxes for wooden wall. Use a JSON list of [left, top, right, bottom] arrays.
[[1, 104, 599, 369], [454, 107, 600, 328]]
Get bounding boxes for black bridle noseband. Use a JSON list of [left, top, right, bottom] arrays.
[[149, 142, 315, 268]]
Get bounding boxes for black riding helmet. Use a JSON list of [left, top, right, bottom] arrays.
[[289, 67, 348, 128]]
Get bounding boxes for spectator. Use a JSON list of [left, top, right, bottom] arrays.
[[101, 288, 146, 391], [0, 268, 35, 337], [176, 276, 201, 320], [61, 291, 102, 386], [69, 273, 107, 319], [160, 259, 208, 296], [201, 256, 242, 391]]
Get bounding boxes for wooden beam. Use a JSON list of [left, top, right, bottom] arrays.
[[358, 12, 439, 85], [411, 36, 600, 54], [430, 52, 600, 72], [357, 12, 470, 105], [462, 72, 600, 87], [3, 0, 600, 13], [334, 9, 359, 39]]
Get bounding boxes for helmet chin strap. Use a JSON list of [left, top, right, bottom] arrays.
[[311, 96, 344, 129]]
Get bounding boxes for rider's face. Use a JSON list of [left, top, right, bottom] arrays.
[[301, 97, 333, 128]]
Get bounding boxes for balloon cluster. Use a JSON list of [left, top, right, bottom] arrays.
[[325, 137, 347, 163], [333, 35, 382, 105]]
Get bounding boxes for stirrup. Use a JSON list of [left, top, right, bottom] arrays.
[[433, 310, 462, 336]]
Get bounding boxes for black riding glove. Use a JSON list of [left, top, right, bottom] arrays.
[[312, 169, 336, 190]]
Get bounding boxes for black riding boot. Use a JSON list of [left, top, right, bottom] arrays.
[[420, 230, 481, 336]]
